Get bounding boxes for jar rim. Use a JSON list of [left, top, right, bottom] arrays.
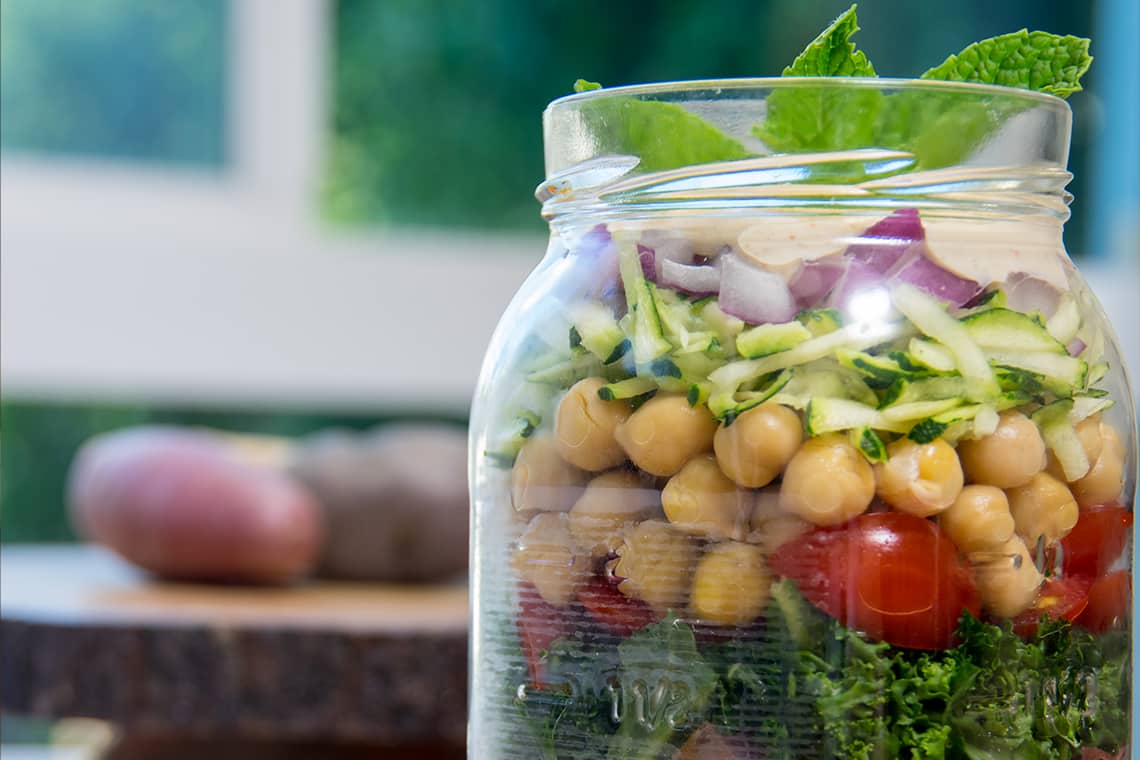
[[546, 76, 1070, 114]]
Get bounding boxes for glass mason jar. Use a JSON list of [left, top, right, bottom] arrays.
[[469, 80, 1135, 759]]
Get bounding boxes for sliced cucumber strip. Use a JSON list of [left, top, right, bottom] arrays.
[[698, 301, 745, 358], [805, 398, 909, 436], [907, 338, 956, 372], [986, 350, 1088, 395], [709, 370, 792, 423], [963, 308, 1067, 354], [797, 308, 844, 337], [526, 352, 605, 385], [567, 301, 629, 364], [1046, 294, 1081, 345], [618, 244, 672, 365], [1088, 362, 1109, 386], [892, 284, 999, 399], [1032, 400, 1091, 481], [836, 349, 931, 389], [597, 376, 657, 400], [484, 410, 542, 467], [1070, 394, 1114, 424], [881, 398, 962, 424], [849, 426, 888, 462], [737, 321, 813, 359], [708, 321, 905, 393]]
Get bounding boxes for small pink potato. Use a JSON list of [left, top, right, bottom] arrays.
[[68, 427, 323, 584]]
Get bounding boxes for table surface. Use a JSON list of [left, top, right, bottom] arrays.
[[0, 545, 470, 746]]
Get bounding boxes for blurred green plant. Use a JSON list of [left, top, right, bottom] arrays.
[[0, 0, 227, 165], [323, 0, 1092, 245]]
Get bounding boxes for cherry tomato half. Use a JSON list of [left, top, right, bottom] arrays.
[[1011, 577, 1090, 636], [1079, 747, 1129, 760], [1076, 570, 1131, 634], [516, 582, 570, 689], [769, 512, 980, 650], [1061, 505, 1133, 578], [577, 574, 656, 637]]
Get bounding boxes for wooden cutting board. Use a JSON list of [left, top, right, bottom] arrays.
[[0, 545, 469, 746]]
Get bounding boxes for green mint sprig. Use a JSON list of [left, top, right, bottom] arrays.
[[921, 30, 1092, 97], [780, 4, 876, 77], [570, 5, 1092, 170]]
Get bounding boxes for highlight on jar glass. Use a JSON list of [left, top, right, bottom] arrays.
[[468, 12, 1133, 759]]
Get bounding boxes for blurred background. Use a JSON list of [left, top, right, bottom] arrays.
[[1, 0, 1137, 756]]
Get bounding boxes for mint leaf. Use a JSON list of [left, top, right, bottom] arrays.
[[921, 30, 1092, 98], [753, 5, 882, 153], [782, 4, 876, 77], [576, 88, 751, 172]]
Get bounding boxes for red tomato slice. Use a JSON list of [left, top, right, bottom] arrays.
[[1011, 577, 1090, 636], [515, 582, 570, 689], [1079, 747, 1128, 760], [577, 575, 656, 637], [769, 512, 980, 650], [1076, 571, 1131, 634], [1061, 505, 1133, 577]]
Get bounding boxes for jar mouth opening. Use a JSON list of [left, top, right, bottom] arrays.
[[546, 76, 1070, 113]]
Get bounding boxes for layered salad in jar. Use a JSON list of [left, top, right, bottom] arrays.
[[475, 9, 1131, 760]]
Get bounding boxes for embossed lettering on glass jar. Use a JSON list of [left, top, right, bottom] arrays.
[[469, 79, 1135, 759]]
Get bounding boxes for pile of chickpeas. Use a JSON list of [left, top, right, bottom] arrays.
[[510, 376, 1128, 628]]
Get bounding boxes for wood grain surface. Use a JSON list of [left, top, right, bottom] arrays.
[[0, 545, 469, 745]]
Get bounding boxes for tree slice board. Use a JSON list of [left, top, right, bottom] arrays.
[[0, 545, 469, 746]]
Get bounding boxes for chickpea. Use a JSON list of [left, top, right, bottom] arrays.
[[1007, 472, 1080, 547], [968, 535, 1044, 619], [747, 488, 811, 555], [780, 434, 875, 526], [690, 542, 771, 626], [568, 470, 661, 556], [554, 377, 631, 471], [511, 434, 586, 513], [613, 519, 699, 615], [615, 395, 717, 477], [1046, 414, 1103, 482], [713, 403, 803, 488], [512, 513, 587, 607], [957, 411, 1046, 488], [874, 438, 964, 517], [661, 456, 752, 540], [1071, 423, 1126, 507], [938, 485, 1015, 553]]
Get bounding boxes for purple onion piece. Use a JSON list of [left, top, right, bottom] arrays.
[[789, 255, 845, 310], [637, 244, 657, 280], [845, 208, 925, 274], [1067, 338, 1086, 357], [570, 224, 622, 302], [826, 256, 889, 315], [639, 230, 696, 282], [1004, 272, 1063, 318], [659, 259, 721, 296], [890, 243, 983, 307], [719, 254, 798, 325]]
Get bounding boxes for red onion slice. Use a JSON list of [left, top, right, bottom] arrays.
[[1067, 338, 1086, 357], [890, 244, 983, 307], [789, 255, 845, 310], [1004, 272, 1062, 318], [846, 208, 925, 274], [827, 256, 889, 314], [639, 230, 696, 282], [659, 259, 721, 296], [719, 254, 798, 324]]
